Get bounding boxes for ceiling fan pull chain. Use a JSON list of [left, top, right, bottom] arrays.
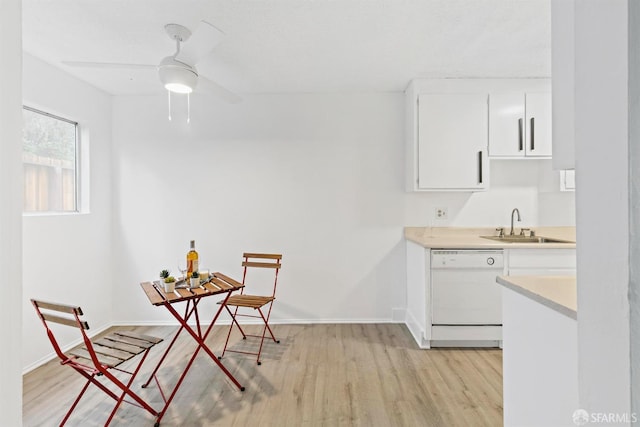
[[187, 92, 191, 124], [167, 90, 172, 121]]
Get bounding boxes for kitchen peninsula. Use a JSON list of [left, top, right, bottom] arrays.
[[497, 275, 578, 427]]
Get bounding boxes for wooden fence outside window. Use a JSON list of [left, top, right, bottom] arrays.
[[23, 152, 76, 212]]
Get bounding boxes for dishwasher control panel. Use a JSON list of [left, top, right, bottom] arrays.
[[431, 250, 504, 269]]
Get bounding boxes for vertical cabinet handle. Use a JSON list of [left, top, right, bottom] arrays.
[[530, 117, 535, 150], [518, 118, 523, 151], [478, 151, 483, 184]]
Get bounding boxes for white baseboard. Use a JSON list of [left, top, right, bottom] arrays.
[[112, 318, 405, 327], [25, 318, 408, 374], [405, 310, 429, 348], [392, 308, 406, 322]]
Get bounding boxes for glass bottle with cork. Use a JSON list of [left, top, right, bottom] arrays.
[[186, 240, 199, 280]]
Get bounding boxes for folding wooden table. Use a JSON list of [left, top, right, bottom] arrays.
[[139, 272, 245, 425]]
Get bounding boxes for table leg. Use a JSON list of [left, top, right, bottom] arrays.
[[155, 291, 244, 424], [141, 299, 200, 388]]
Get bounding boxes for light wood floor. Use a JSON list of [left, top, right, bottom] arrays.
[[23, 323, 503, 426]]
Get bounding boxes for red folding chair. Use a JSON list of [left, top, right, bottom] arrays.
[[31, 299, 164, 426], [219, 253, 282, 365]]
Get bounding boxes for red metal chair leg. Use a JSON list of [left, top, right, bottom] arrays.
[[255, 306, 280, 365], [60, 376, 93, 426], [102, 348, 157, 426], [220, 304, 249, 359], [60, 364, 125, 425], [219, 306, 235, 359]]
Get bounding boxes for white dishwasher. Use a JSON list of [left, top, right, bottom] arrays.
[[430, 250, 504, 346]]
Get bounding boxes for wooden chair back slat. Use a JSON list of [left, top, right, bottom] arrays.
[[41, 312, 89, 330], [242, 261, 281, 269], [32, 300, 83, 315], [242, 253, 282, 260]]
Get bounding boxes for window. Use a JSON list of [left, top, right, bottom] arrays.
[[22, 107, 78, 213]]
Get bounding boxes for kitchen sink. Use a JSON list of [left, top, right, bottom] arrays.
[[480, 235, 573, 244]]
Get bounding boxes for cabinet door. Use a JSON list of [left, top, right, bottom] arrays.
[[525, 93, 552, 157], [488, 92, 526, 157], [509, 268, 576, 276], [417, 93, 488, 190]]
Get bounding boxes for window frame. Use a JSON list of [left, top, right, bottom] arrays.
[[22, 106, 81, 215]]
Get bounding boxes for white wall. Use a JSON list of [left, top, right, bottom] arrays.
[[574, 0, 632, 421], [21, 54, 114, 371], [0, 0, 23, 424], [111, 91, 574, 326], [630, 0, 640, 420], [112, 93, 407, 324], [404, 159, 575, 228]]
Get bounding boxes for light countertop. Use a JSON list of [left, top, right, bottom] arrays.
[[404, 226, 576, 249], [496, 275, 577, 319]]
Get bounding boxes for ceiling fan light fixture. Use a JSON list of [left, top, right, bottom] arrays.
[[158, 57, 198, 94], [165, 81, 194, 94]]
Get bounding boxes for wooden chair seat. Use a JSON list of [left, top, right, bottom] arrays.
[[70, 331, 163, 368], [224, 295, 275, 309]]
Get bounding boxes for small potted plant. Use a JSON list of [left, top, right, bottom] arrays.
[[159, 269, 170, 282], [190, 271, 200, 289], [160, 269, 176, 293]]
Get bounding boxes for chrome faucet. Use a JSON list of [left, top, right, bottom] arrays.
[[510, 208, 521, 235]]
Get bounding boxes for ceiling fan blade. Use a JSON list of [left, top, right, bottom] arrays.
[[175, 20, 224, 65], [198, 75, 242, 103], [62, 61, 157, 70]]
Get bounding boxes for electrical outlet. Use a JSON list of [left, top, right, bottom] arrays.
[[435, 207, 449, 219]]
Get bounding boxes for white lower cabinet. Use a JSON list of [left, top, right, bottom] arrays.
[[506, 248, 576, 276], [502, 287, 578, 426], [405, 242, 576, 349]]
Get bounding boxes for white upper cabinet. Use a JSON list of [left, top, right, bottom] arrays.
[[525, 93, 553, 157], [489, 90, 552, 158], [405, 79, 551, 192], [417, 93, 488, 190]]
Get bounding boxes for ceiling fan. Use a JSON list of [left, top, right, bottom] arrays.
[[62, 21, 241, 104]]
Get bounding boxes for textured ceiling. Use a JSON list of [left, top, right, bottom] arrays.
[[22, 0, 551, 96]]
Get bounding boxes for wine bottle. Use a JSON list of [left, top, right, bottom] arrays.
[[186, 240, 199, 279]]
